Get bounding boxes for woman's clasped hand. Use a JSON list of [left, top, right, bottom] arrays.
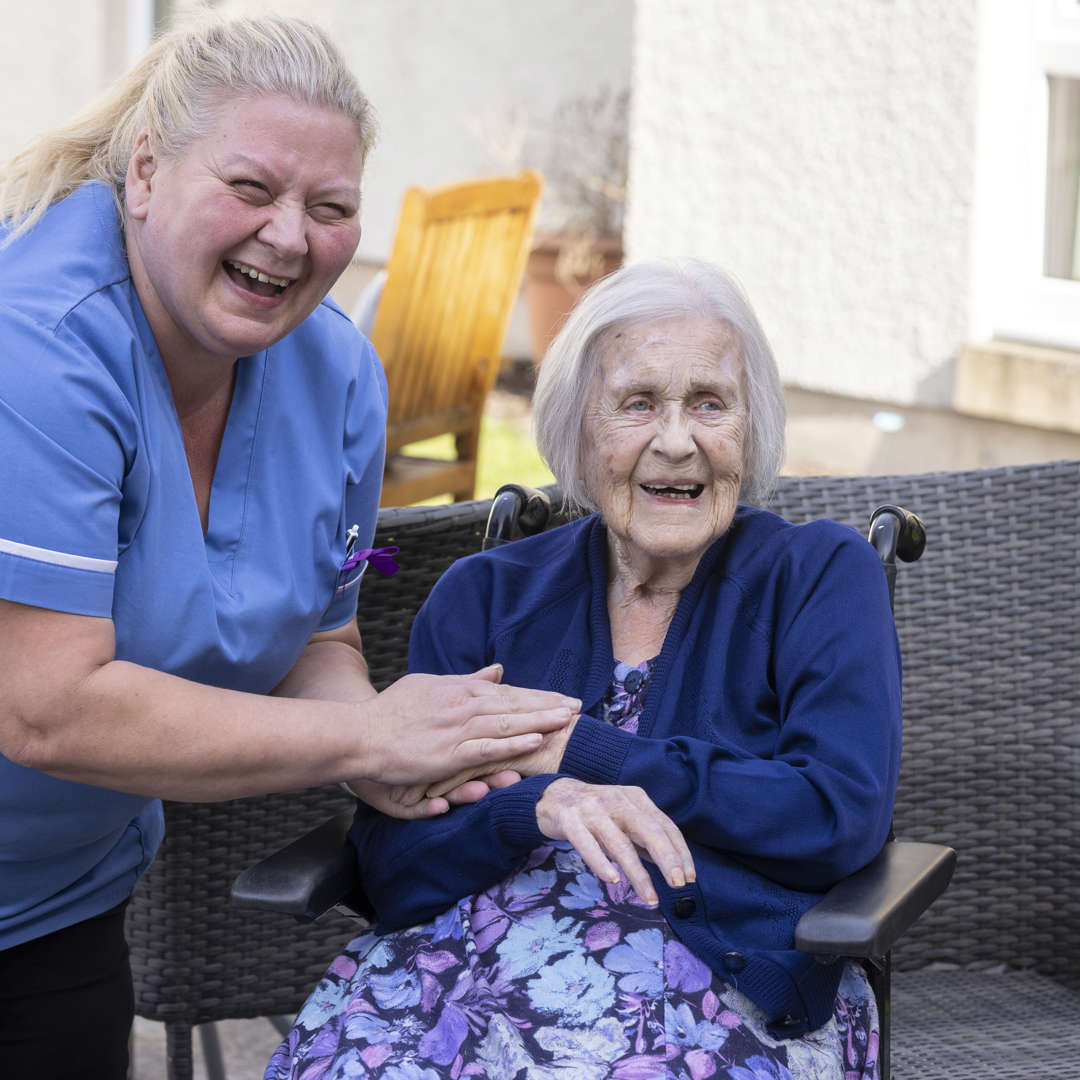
[[343, 665, 578, 817], [359, 666, 579, 786]]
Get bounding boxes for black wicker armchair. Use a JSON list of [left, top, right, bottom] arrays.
[[129, 461, 1080, 1080], [773, 462, 1080, 1078]]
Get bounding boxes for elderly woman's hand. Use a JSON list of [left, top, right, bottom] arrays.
[[535, 778, 696, 905]]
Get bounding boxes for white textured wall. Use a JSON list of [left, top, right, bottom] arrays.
[[3, 0, 630, 264], [628, 0, 980, 405], [219, 0, 633, 260], [0, 1, 123, 163]]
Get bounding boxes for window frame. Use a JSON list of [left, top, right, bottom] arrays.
[[971, 0, 1080, 349]]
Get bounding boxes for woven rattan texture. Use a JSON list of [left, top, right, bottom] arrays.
[[126, 787, 356, 1025], [358, 499, 493, 688], [766, 461, 1080, 992], [891, 968, 1080, 1078]]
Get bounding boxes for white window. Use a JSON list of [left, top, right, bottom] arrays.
[[972, 0, 1080, 349]]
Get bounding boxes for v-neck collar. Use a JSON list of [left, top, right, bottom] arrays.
[[581, 515, 739, 736], [131, 288, 267, 592], [200, 351, 266, 584]]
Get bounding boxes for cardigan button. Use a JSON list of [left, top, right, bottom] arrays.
[[722, 951, 746, 972], [673, 897, 696, 919], [774, 1013, 805, 1035]]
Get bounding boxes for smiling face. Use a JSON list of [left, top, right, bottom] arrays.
[[581, 316, 748, 576], [124, 93, 365, 374]]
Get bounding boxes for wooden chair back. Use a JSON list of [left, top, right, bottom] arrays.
[[373, 171, 542, 506]]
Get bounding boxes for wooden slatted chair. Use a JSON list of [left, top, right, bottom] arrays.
[[373, 171, 542, 506]]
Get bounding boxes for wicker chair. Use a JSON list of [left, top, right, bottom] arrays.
[[130, 461, 1080, 1079], [770, 462, 1080, 1079]]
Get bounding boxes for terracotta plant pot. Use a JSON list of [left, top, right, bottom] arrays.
[[524, 233, 623, 364]]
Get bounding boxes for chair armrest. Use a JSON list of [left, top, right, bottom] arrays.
[[794, 840, 956, 958], [230, 811, 370, 922]]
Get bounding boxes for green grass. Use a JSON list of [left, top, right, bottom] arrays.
[[401, 409, 554, 505]]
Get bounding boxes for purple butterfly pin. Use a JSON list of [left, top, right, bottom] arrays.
[[341, 545, 400, 578]]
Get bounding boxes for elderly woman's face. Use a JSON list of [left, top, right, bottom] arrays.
[[581, 317, 748, 567], [124, 94, 364, 367]]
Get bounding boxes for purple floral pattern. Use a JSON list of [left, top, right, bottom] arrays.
[[268, 662, 878, 1080]]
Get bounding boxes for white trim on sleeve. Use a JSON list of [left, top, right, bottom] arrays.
[[0, 536, 118, 573]]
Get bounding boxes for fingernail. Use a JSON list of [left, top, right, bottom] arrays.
[[672, 874, 685, 888], [563, 697, 581, 709]]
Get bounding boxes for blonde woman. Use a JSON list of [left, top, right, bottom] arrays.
[[0, 15, 573, 1077]]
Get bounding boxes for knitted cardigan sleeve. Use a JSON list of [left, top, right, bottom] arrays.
[[346, 557, 560, 930]]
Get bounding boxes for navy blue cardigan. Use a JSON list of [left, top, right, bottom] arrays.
[[348, 506, 901, 1037]]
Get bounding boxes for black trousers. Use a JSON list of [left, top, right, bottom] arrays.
[[0, 901, 133, 1080]]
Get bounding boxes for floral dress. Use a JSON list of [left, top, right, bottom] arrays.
[[267, 660, 879, 1080]]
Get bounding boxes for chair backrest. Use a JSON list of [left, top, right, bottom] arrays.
[[357, 499, 496, 686], [372, 172, 542, 453], [765, 462, 1080, 991]]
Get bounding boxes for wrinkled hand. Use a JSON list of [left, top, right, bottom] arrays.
[[535, 778, 696, 905], [361, 665, 579, 788], [500, 715, 578, 776]]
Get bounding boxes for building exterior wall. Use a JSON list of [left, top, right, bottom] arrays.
[[217, 0, 633, 262], [2, 0, 631, 266], [0, 1, 123, 163], [628, 0, 980, 406]]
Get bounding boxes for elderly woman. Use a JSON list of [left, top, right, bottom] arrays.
[[0, 15, 574, 1078], [272, 260, 900, 1080]]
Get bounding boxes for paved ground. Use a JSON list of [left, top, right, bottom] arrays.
[[133, 1016, 284, 1079]]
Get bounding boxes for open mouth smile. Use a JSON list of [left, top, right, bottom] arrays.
[[224, 259, 294, 297], [640, 483, 705, 500]]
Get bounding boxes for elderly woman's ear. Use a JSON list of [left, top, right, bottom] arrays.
[[123, 132, 157, 220]]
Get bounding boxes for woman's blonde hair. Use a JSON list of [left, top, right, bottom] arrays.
[[0, 11, 376, 242], [533, 258, 786, 511]]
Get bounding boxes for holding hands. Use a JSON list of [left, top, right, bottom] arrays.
[[347, 662, 692, 909], [345, 664, 577, 818]]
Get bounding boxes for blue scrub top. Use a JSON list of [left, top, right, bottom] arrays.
[[0, 183, 387, 948]]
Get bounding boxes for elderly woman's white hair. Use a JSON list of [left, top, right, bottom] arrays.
[[1, 11, 376, 243], [533, 258, 786, 511]]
